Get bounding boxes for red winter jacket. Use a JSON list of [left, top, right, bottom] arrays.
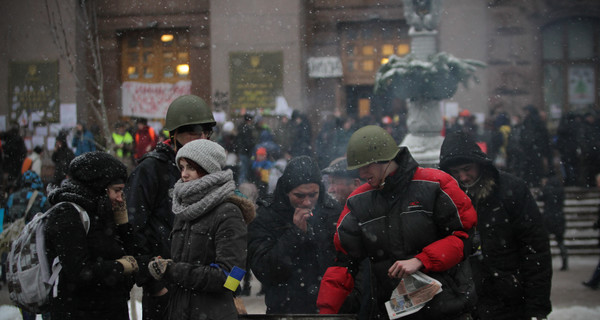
[[317, 148, 477, 318]]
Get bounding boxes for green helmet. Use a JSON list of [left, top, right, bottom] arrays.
[[164, 95, 216, 132], [346, 125, 399, 170]]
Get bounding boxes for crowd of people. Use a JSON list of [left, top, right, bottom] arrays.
[[0, 96, 599, 319]]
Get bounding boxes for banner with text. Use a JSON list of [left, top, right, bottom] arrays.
[[122, 80, 191, 118]]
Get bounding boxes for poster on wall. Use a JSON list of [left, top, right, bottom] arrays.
[[568, 65, 595, 105], [121, 80, 191, 118], [8, 61, 60, 124], [229, 51, 283, 114]]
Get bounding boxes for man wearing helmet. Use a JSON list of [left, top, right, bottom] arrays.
[[125, 95, 216, 320], [317, 125, 477, 319]]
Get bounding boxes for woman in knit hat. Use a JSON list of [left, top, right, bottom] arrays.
[[247, 155, 342, 314], [147, 139, 255, 320], [44, 151, 139, 320]]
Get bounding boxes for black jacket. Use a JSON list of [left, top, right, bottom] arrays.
[[440, 131, 552, 319], [45, 179, 136, 320], [248, 156, 342, 314], [125, 141, 179, 292]]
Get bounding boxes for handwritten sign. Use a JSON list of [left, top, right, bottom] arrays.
[[122, 81, 191, 118], [307, 57, 343, 78]]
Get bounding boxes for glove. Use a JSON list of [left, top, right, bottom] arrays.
[[149, 258, 173, 280], [116, 256, 139, 275], [113, 199, 128, 225]]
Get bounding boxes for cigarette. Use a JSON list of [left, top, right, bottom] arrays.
[[309, 211, 313, 216]]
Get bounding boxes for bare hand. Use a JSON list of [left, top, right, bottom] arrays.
[[388, 258, 423, 279], [292, 207, 312, 232], [154, 287, 168, 296]]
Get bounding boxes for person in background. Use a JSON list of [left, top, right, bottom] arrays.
[[147, 139, 255, 319], [45, 151, 138, 320], [134, 117, 158, 161], [248, 156, 342, 314], [321, 157, 362, 205], [21, 145, 43, 176], [0, 124, 27, 189], [538, 174, 568, 271], [50, 132, 75, 188], [439, 130, 552, 320], [252, 147, 273, 199], [71, 122, 96, 156], [290, 111, 313, 157], [125, 95, 216, 320], [520, 105, 552, 187], [582, 173, 600, 290], [3, 170, 51, 320], [234, 114, 257, 185], [112, 122, 134, 169], [318, 126, 477, 319]]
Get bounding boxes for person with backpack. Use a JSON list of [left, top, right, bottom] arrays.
[[1, 170, 50, 320], [44, 151, 139, 319], [21, 146, 43, 176]]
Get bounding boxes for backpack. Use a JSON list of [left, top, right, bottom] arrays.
[[7, 201, 90, 313]]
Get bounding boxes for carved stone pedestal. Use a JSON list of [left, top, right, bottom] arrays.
[[401, 99, 444, 167]]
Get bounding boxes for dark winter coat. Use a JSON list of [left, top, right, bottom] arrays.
[[439, 131, 553, 319], [234, 122, 257, 156], [165, 171, 255, 320], [51, 144, 75, 187], [125, 140, 180, 293], [538, 175, 566, 236], [0, 128, 27, 182], [45, 179, 136, 320], [248, 156, 342, 314], [320, 149, 478, 319], [519, 107, 552, 186]]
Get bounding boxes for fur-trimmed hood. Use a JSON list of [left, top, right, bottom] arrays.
[[225, 194, 256, 225]]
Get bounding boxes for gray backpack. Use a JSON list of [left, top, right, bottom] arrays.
[[7, 202, 89, 313]]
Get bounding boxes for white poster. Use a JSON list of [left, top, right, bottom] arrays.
[[122, 81, 192, 118], [60, 103, 77, 128], [568, 66, 595, 105]]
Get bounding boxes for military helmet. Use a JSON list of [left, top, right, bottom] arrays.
[[164, 95, 216, 132], [346, 125, 399, 170]]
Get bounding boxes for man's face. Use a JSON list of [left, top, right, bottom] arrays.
[[448, 162, 481, 187], [174, 130, 210, 147], [328, 176, 359, 204], [358, 162, 388, 189], [288, 183, 320, 209]]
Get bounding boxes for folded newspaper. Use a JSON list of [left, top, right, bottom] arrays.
[[384, 271, 442, 319]]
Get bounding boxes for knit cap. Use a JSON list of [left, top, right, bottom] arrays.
[[68, 151, 128, 193], [176, 139, 226, 174]]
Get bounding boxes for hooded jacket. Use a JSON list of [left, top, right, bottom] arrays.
[[248, 156, 343, 314], [318, 148, 477, 319], [165, 169, 255, 320], [439, 131, 552, 319]]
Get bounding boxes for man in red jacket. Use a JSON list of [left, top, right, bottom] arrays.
[[134, 117, 157, 160], [317, 125, 477, 319]]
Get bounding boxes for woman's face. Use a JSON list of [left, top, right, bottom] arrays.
[[107, 183, 125, 206], [179, 158, 205, 182]]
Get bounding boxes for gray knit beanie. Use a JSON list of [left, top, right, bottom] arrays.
[[176, 139, 226, 174]]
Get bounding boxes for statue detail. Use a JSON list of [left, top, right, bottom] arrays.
[[403, 0, 441, 31]]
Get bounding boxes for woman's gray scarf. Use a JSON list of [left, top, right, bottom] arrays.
[[172, 169, 236, 221]]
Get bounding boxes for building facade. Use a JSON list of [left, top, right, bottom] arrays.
[[2, 0, 600, 141]]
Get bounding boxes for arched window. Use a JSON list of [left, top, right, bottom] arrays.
[[542, 18, 599, 116]]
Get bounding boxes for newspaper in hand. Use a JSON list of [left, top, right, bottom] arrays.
[[384, 271, 443, 319]]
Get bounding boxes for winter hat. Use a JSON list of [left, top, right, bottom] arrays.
[[176, 139, 226, 174], [277, 155, 322, 194], [321, 157, 360, 179], [439, 131, 492, 173], [20, 170, 44, 191], [256, 147, 267, 156], [68, 151, 128, 193]]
